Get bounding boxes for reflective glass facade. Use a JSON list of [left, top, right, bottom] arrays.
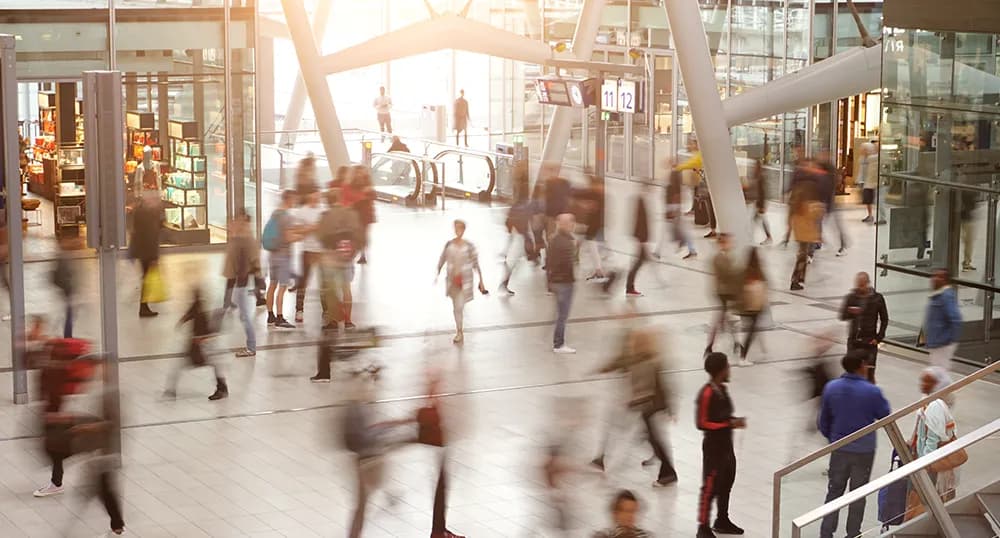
[[877, 25, 1000, 364]]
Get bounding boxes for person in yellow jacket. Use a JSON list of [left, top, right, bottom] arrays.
[[676, 146, 718, 238]]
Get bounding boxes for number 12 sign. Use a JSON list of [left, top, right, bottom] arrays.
[[601, 79, 637, 114]]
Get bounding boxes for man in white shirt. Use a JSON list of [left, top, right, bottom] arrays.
[[294, 191, 325, 323], [859, 141, 884, 225], [373, 86, 393, 135]]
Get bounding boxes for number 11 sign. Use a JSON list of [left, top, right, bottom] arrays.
[[601, 80, 619, 112]]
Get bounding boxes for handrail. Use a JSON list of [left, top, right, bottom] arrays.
[[883, 171, 1000, 195], [790, 418, 1000, 538], [772, 359, 1000, 537], [432, 149, 498, 199]]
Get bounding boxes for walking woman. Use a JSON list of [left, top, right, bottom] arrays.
[[911, 368, 960, 506], [736, 247, 768, 366], [435, 219, 487, 344], [348, 166, 376, 264], [130, 190, 163, 318], [748, 160, 773, 245]]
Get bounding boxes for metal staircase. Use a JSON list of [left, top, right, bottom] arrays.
[[892, 484, 1000, 537]]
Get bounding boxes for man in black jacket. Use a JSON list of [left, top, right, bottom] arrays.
[[548, 214, 577, 354], [839, 272, 888, 383], [625, 189, 650, 297]]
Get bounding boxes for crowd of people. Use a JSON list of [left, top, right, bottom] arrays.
[[17, 135, 975, 537]]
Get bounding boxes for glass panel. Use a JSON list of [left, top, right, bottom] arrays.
[[6, 22, 110, 78]]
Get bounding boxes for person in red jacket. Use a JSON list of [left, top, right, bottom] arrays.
[[696, 353, 746, 538]]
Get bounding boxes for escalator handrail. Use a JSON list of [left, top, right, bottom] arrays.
[[431, 149, 497, 196], [369, 152, 424, 200]]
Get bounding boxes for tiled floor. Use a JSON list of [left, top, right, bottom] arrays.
[[1, 178, 999, 537]]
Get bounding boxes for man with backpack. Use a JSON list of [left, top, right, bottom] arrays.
[[262, 190, 301, 329], [317, 188, 364, 333]]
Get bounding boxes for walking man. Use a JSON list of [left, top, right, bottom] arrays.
[[373, 86, 392, 135], [625, 188, 651, 297], [696, 352, 745, 538], [924, 268, 963, 370], [817, 350, 891, 538], [706, 233, 742, 355], [453, 89, 470, 146], [839, 272, 888, 383], [548, 213, 577, 354]]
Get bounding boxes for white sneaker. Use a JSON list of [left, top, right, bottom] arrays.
[[553, 346, 577, 354], [33, 483, 64, 497], [738, 358, 753, 367]]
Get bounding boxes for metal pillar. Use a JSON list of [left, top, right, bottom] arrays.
[[258, 37, 276, 146], [82, 71, 125, 454], [0, 35, 26, 404], [538, 0, 607, 173], [662, 0, 749, 245], [278, 0, 332, 149], [280, 0, 350, 172]]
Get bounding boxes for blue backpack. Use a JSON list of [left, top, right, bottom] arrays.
[[261, 210, 284, 251]]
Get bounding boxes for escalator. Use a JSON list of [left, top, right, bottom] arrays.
[[370, 152, 440, 207], [431, 148, 499, 203]]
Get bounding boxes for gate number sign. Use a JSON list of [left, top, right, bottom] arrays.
[[601, 79, 637, 114]]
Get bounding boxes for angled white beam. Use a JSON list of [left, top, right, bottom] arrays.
[[320, 14, 556, 74], [259, 15, 291, 40], [723, 45, 882, 127], [280, 0, 350, 171], [663, 0, 748, 246], [539, 0, 607, 170], [279, 0, 333, 148]]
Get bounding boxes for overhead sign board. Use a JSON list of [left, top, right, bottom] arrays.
[[601, 78, 642, 114], [537, 77, 597, 108]]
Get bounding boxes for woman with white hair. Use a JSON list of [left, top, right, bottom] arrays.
[[912, 367, 959, 501]]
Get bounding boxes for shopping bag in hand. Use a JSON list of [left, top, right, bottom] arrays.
[[142, 265, 168, 304]]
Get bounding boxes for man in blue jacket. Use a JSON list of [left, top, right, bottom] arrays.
[[817, 351, 891, 538], [924, 268, 963, 370]]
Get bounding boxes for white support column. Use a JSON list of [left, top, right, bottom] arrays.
[[280, 0, 350, 171], [663, 0, 749, 245], [538, 0, 606, 173], [279, 0, 332, 148]]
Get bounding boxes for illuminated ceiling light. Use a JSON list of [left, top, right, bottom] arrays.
[[628, 48, 641, 60], [552, 42, 568, 53]]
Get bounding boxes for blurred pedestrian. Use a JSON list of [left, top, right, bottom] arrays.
[[789, 160, 825, 291], [349, 166, 376, 265], [387, 135, 410, 153], [373, 86, 392, 135], [578, 173, 608, 281], [594, 490, 653, 537], [591, 326, 677, 487], [418, 373, 464, 538], [818, 351, 891, 538], [839, 272, 888, 383], [816, 150, 847, 256], [859, 142, 884, 224], [960, 190, 978, 272], [499, 163, 534, 296], [165, 288, 227, 401], [706, 233, 741, 355], [746, 160, 773, 246], [344, 378, 399, 537], [263, 190, 301, 329], [656, 167, 697, 260], [543, 165, 571, 241], [454, 89, 470, 147], [548, 214, 577, 353], [696, 352, 745, 538], [130, 190, 163, 318], [625, 186, 651, 298], [735, 247, 767, 366], [52, 233, 79, 337], [923, 268, 963, 370], [435, 219, 487, 344], [294, 152, 317, 197], [315, 187, 364, 336], [223, 211, 260, 358], [293, 190, 324, 323]]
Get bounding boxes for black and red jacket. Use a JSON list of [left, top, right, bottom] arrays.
[[695, 382, 734, 445]]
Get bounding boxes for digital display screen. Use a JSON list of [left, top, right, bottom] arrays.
[[536, 79, 571, 106]]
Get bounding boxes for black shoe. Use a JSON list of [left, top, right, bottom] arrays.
[[790, 282, 804, 291], [590, 457, 605, 472], [697, 524, 716, 538], [267, 312, 276, 325], [162, 390, 176, 400], [274, 317, 295, 329], [208, 389, 228, 401], [711, 519, 744, 535], [256, 297, 267, 307], [139, 306, 159, 318], [357, 255, 367, 265], [652, 474, 678, 487]]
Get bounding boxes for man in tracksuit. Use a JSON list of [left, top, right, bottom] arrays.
[[839, 272, 888, 383], [696, 353, 746, 538]]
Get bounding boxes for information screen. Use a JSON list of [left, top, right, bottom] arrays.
[[539, 79, 571, 106]]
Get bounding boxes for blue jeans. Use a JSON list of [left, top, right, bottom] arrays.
[[552, 282, 574, 348], [820, 450, 874, 538], [235, 284, 255, 352]]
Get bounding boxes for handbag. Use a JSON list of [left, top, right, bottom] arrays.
[[928, 434, 967, 472], [142, 265, 168, 304]]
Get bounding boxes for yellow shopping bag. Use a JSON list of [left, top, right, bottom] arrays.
[[142, 265, 168, 304]]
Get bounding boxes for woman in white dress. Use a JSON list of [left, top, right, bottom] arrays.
[[435, 220, 487, 343], [913, 367, 959, 500]]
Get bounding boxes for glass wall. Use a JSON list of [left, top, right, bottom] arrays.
[[877, 25, 1000, 365]]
